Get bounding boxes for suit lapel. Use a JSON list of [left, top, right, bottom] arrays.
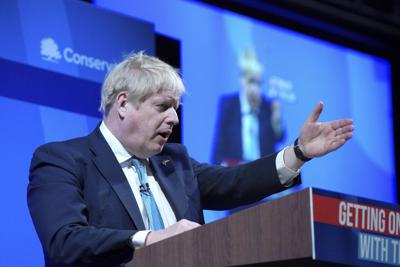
[[88, 127, 146, 230], [150, 155, 188, 221]]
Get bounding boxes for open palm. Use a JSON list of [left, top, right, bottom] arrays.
[[299, 102, 353, 158]]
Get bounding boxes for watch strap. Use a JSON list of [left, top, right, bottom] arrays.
[[294, 138, 312, 162]]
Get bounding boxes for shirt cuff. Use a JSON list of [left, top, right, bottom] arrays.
[[130, 230, 151, 249], [276, 146, 300, 186]]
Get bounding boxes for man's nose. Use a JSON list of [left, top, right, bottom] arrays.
[[166, 108, 179, 126]]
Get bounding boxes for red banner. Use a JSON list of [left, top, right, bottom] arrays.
[[313, 194, 400, 238]]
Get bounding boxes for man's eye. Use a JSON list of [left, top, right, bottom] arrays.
[[156, 104, 169, 111]]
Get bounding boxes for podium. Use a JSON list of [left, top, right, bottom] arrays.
[[128, 188, 400, 266]]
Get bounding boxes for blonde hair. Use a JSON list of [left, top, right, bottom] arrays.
[[238, 48, 263, 77], [99, 51, 185, 114]]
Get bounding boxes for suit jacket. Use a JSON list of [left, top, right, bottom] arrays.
[[212, 93, 283, 165], [28, 125, 296, 267]]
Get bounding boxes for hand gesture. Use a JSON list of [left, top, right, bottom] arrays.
[[299, 101, 353, 158]]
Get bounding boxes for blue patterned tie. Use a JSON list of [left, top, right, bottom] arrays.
[[131, 158, 165, 230]]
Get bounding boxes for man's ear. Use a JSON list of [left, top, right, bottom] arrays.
[[116, 92, 128, 118]]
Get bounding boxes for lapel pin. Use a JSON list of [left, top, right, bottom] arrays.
[[161, 159, 171, 166]]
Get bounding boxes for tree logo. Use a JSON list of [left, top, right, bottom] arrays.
[[40, 38, 62, 63]]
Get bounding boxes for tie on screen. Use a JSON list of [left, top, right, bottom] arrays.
[[243, 110, 260, 161], [131, 158, 165, 230]]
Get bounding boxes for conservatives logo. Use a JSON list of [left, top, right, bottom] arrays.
[[41, 38, 62, 63], [40, 37, 116, 72]]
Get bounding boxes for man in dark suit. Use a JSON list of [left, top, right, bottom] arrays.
[[212, 48, 284, 165], [28, 52, 354, 267], [212, 94, 282, 165]]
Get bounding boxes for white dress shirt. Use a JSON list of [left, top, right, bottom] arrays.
[[99, 121, 299, 248], [99, 122, 177, 247], [240, 91, 261, 161]]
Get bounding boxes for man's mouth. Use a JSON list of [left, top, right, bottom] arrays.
[[157, 130, 172, 140]]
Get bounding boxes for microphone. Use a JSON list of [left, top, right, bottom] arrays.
[[139, 183, 151, 195]]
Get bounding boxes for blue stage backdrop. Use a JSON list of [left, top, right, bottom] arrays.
[[0, 0, 396, 266], [95, 0, 396, 222], [0, 0, 154, 266]]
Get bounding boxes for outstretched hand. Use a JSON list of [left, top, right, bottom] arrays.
[[299, 101, 354, 158]]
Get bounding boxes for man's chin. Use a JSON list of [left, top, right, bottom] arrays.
[[144, 144, 165, 158], [155, 144, 165, 153]]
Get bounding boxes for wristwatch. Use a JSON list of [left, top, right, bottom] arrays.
[[294, 138, 312, 162]]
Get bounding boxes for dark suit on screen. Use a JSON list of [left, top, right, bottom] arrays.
[[28, 125, 296, 267], [212, 93, 283, 165]]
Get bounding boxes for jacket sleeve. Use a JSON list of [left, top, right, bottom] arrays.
[[193, 153, 300, 210]]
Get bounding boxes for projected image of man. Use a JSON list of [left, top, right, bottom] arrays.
[[212, 48, 284, 165]]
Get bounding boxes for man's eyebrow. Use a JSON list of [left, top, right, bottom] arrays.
[[153, 97, 180, 108], [154, 97, 175, 103]]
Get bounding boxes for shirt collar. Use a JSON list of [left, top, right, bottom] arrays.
[[99, 121, 132, 164], [239, 90, 251, 114]]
